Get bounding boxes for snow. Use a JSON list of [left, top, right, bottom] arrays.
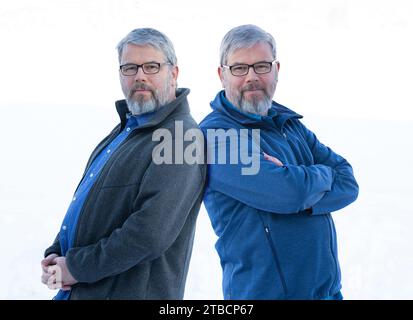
[[1, 0, 413, 299]]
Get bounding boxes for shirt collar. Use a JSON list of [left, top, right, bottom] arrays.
[[126, 110, 156, 127]]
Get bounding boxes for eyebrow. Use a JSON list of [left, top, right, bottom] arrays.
[[121, 60, 161, 65], [229, 60, 271, 65]]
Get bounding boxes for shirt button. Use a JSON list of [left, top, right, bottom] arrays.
[[107, 149, 111, 154], [283, 133, 287, 138], [89, 173, 94, 178], [62, 226, 67, 231], [72, 196, 76, 201], [126, 127, 131, 132]]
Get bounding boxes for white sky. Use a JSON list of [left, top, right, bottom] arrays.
[[1, 0, 412, 122]]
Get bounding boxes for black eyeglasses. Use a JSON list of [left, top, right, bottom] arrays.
[[222, 60, 277, 76], [119, 62, 171, 76]]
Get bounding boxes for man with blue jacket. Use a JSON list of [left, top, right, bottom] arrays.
[[200, 25, 359, 300]]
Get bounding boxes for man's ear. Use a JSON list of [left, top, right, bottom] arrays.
[[275, 61, 280, 81], [218, 66, 225, 88], [172, 65, 179, 82], [170, 65, 179, 90]]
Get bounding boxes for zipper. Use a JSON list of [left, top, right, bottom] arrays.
[[325, 215, 339, 295], [264, 226, 288, 296]]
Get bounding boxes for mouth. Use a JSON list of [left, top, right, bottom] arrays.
[[243, 89, 264, 95], [129, 88, 153, 101], [132, 89, 152, 96], [242, 85, 264, 92]]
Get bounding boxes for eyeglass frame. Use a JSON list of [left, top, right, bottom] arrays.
[[221, 59, 278, 77], [119, 62, 172, 76]]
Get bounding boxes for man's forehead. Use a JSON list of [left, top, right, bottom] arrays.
[[227, 42, 273, 64], [121, 43, 165, 61]]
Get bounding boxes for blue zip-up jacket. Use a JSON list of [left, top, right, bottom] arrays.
[[199, 91, 359, 300]]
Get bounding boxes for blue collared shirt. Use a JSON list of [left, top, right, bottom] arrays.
[[54, 111, 153, 300]]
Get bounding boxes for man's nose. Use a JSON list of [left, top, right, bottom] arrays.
[[134, 66, 148, 81], [244, 66, 259, 82]]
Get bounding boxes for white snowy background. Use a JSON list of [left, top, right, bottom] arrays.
[[0, 0, 412, 299]]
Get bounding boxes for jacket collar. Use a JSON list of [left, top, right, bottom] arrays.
[[211, 90, 302, 128], [115, 88, 191, 130]]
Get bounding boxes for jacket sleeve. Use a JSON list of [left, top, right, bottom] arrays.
[[205, 129, 335, 214], [65, 160, 206, 284], [300, 123, 359, 214], [44, 233, 62, 257]]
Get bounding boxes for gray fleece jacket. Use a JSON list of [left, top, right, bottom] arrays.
[[45, 88, 206, 299]]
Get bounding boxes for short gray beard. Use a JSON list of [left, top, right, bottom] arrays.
[[126, 74, 173, 116], [239, 94, 272, 116], [225, 79, 275, 116], [127, 94, 158, 115]]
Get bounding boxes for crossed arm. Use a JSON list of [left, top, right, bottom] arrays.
[[206, 123, 358, 215]]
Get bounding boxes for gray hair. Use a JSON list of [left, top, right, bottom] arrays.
[[219, 24, 277, 66], [116, 28, 177, 65]]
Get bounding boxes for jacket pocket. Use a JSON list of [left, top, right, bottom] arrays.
[[264, 225, 288, 296]]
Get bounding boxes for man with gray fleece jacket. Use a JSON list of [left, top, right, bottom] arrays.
[[40, 28, 206, 299]]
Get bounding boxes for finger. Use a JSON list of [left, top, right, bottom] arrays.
[[46, 267, 56, 275], [47, 276, 63, 290], [47, 265, 60, 275], [42, 262, 54, 273], [263, 153, 275, 161], [41, 255, 58, 271], [42, 254, 58, 265], [41, 272, 52, 284], [42, 268, 56, 282], [275, 158, 284, 166], [51, 256, 61, 264], [41, 259, 50, 269], [269, 156, 283, 166], [47, 275, 56, 290], [53, 281, 63, 290]]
